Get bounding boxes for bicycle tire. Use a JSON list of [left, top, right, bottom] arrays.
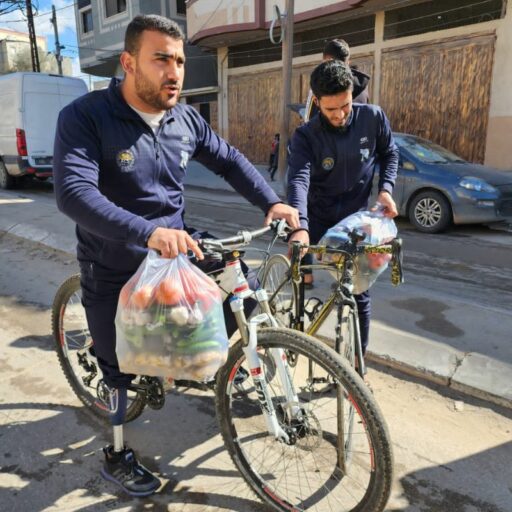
[[216, 327, 393, 512], [261, 254, 297, 328], [51, 274, 146, 423]]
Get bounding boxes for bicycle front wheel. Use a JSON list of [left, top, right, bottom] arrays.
[[51, 274, 146, 423], [261, 254, 297, 328], [216, 328, 393, 512]]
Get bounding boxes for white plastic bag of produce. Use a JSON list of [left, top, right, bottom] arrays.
[[320, 209, 397, 294], [115, 251, 228, 381]]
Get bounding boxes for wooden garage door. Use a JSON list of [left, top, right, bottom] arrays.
[[228, 69, 282, 164], [380, 32, 496, 163], [228, 54, 375, 164]]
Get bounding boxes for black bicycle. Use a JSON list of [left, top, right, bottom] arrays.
[[261, 229, 404, 378]]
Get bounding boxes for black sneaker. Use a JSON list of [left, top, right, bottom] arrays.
[[101, 445, 161, 497]]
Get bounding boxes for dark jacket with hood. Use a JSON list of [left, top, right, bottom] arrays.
[[54, 78, 281, 274], [288, 103, 398, 230]]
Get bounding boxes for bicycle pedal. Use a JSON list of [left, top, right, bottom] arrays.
[[140, 377, 166, 410]]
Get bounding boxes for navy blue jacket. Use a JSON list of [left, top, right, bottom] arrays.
[[54, 79, 280, 272], [287, 104, 398, 229]]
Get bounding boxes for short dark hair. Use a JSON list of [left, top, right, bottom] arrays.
[[124, 15, 185, 54], [310, 60, 353, 99], [322, 39, 350, 62]]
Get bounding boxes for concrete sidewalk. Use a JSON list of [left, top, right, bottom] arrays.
[[1, 161, 511, 409]]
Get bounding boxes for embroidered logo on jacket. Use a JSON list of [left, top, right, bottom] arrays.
[[322, 157, 335, 171], [116, 150, 135, 171], [180, 150, 189, 169]]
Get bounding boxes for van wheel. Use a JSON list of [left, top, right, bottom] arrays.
[[0, 160, 16, 190]]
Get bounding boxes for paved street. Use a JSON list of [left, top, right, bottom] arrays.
[[1, 172, 512, 511], [0, 229, 511, 511]]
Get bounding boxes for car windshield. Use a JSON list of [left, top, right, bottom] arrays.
[[395, 135, 466, 164]]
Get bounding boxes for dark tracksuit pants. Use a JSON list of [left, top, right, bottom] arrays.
[[302, 215, 371, 354], [80, 236, 258, 390]]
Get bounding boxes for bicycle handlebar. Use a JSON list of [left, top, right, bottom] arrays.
[[199, 219, 290, 252]]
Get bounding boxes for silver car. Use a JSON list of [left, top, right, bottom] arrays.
[[391, 133, 512, 233]]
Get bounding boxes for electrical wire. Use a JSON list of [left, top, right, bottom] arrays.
[[0, 2, 77, 23], [1, 0, 502, 64]]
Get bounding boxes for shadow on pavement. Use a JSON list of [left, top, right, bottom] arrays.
[[388, 442, 512, 512], [0, 388, 265, 511]]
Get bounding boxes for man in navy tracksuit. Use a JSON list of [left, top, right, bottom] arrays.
[[53, 15, 298, 496], [287, 60, 398, 368]]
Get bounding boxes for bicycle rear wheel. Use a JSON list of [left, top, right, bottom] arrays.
[[216, 328, 393, 512], [261, 254, 297, 328], [51, 274, 146, 423]]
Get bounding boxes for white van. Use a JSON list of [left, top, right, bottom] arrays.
[[0, 72, 88, 189]]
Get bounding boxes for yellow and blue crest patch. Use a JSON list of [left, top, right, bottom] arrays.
[[116, 149, 135, 171], [322, 157, 335, 171]]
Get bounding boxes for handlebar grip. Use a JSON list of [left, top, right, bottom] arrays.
[[391, 238, 404, 286]]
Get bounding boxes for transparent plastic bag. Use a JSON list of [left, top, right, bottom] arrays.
[[115, 251, 229, 381], [320, 209, 397, 294]]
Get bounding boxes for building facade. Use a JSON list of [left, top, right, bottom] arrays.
[[0, 28, 72, 76], [74, 0, 218, 128], [187, 0, 512, 170]]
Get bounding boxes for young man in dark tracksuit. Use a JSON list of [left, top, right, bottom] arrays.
[[304, 38, 371, 123], [53, 15, 299, 497], [287, 60, 398, 369]]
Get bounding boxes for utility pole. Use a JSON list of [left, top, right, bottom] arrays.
[[277, 0, 294, 183], [25, 0, 40, 72], [50, 4, 64, 75]]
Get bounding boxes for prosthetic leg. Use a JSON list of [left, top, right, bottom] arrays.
[[100, 387, 161, 497]]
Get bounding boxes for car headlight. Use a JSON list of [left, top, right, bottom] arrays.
[[459, 177, 497, 193]]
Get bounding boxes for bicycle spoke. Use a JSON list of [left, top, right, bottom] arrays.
[[216, 329, 392, 512]]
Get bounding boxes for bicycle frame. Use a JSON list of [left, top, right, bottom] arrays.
[[201, 226, 305, 443], [268, 237, 404, 379]]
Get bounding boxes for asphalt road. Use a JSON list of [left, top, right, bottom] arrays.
[[1, 180, 512, 511], [0, 230, 511, 511]]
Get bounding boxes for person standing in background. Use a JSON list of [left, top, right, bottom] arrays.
[[304, 38, 370, 122]]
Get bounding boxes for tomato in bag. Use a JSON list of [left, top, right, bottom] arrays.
[[115, 251, 229, 381]]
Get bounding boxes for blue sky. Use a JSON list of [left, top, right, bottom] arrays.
[[0, 0, 88, 79]]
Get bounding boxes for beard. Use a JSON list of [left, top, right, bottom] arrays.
[[319, 110, 352, 132], [134, 66, 179, 111]]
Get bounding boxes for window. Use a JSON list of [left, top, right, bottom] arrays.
[[105, 0, 126, 18], [82, 8, 93, 34], [177, 0, 187, 16], [384, 0, 505, 40]]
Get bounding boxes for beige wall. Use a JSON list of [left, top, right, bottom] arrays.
[[188, 0, 360, 40], [263, 0, 352, 21], [484, 5, 512, 170], [0, 29, 47, 74], [187, 0, 255, 40]]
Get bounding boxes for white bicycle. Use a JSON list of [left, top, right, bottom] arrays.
[[52, 221, 393, 512]]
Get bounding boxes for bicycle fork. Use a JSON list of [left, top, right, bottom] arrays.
[[231, 289, 303, 444]]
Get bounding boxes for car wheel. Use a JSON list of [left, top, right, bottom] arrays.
[[0, 160, 16, 190], [408, 190, 452, 233]]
